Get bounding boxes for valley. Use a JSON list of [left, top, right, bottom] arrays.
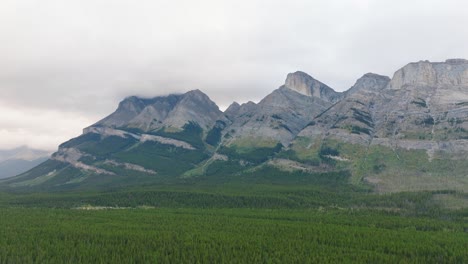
[[1, 59, 468, 263]]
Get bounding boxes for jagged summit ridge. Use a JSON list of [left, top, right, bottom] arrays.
[[224, 86, 332, 146], [92, 89, 222, 132]]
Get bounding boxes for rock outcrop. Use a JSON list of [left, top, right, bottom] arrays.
[[284, 71, 343, 103], [389, 59, 468, 89]]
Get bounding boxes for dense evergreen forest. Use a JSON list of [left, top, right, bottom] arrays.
[[1, 208, 467, 263], [1, 167, 468, 263]]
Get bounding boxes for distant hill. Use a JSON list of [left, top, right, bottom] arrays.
[[2, 59, 467, 194], [0, 146, 51, 179], [0, 157, 49, 179]]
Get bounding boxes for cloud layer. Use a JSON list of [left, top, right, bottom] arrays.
[[1, 0, 468, 150]]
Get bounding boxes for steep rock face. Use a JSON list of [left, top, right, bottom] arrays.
[[284, 71, 343, 103], [373, 59, 468, 141], [389, 59, 468, 89]]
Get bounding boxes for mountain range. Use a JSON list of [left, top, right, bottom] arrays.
[[2, 59, 467, 193]]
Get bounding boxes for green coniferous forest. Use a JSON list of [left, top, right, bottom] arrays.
[[1, 168, 467, 263]]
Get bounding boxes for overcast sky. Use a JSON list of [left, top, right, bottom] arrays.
[[1, 0, 468, 150]]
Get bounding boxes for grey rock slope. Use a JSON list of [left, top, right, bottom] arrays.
[[299, 73, 391, 144], [344, 73, 391, 96], [374, 59, 468, 141], [220, 72, 339, 147], [224, 102, 241, 122], [93, 89, 222, 132], [284, 71, 343, 103], [298, 59, 468, 157]]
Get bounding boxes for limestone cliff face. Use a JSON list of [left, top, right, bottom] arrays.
[[284, 71, 343, 103], [389, 59, 468, 89], [373, 59, 468, 141]]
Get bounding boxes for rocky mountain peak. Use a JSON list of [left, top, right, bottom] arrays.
[[180, 89, 219, 108], [345, 73, 390, 96], [225, 102, 240, 112], [284, 71, 342, 103], [92, 89, 221, 132], [162, 89, 222, 129], [389, 59, 468, 89], [224, 102, 241, 121], [184, 89, 210, 101]]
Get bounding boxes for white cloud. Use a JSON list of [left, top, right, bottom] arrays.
[[1, 0, 468, 149], [0, 104, 99, 150]]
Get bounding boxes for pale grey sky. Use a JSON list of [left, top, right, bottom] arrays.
[[1, 0, 468, 150]]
